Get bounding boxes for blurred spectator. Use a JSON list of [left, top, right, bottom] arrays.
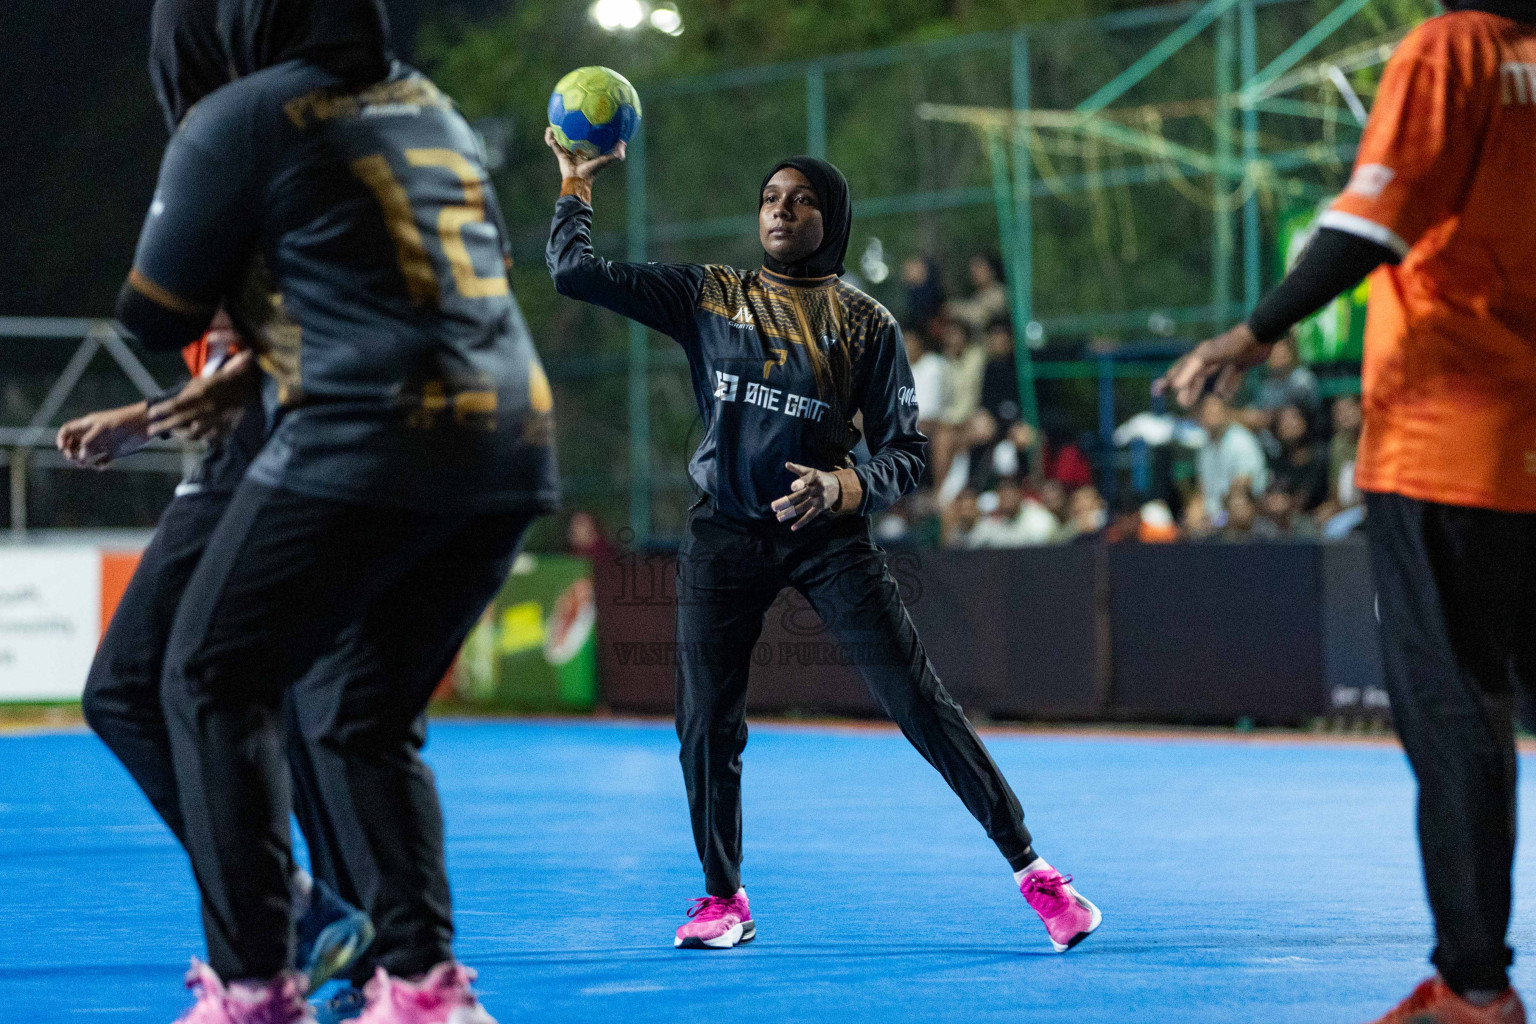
[[1062, 484, 1108, 540], [945, 253, 1008, 336], [940, 487, 981, 547], [965, 475, 1061, 547], [1236, 333, 1321, 433], [1181, 492, 1216, 540], [1037, 478, 1069, 526], [938, 318, 985, 427], [1221, 484, 1279, 541], [568, 511, 616, 561], [1041, 421, 1094, 491], [1196, 393, 1269, 519], [1137, 500, 1180, 543], [1261, 489, 1320, 539], [1327, 394, 1362, 507], [932, 318, 986, 496], [1267, 403, 1329, 512], [978, 320, 1022, 428], [1101, 492, 1144, 544], [901, 256, 946, 337]]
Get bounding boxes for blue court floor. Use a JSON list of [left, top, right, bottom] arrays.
[[5, 719, 1536, 1023]]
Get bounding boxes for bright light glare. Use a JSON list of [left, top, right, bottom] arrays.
[[590, 0, 645, 31], [650, 5, 684, 35]]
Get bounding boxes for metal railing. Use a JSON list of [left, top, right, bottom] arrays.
[[0, 317, 187, 538]]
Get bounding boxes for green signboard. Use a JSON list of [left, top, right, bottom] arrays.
[[1278, 201, 1369, 364], [451, 553, 598, 711]]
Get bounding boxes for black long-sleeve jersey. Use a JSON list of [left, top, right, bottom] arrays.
[[547, 194, 926, 522], [117, 62, 559, 513]]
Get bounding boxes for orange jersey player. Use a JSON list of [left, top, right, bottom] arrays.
[[1161, 3, 1536, 1022]]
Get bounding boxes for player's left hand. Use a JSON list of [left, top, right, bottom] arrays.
[[772, 461, 841, 531], [147, 349, 259, 442], [1154, 323, 1272, 408]]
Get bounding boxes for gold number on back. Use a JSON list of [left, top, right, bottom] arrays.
[[405, 148, 510, 300], [351, 154, 439, 306], [351, 149, 510, 305]]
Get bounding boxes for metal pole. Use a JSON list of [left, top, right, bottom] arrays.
[[806, 65, 827, 159], [1008, 32, 1042, 477], [625, 125, 651, 544], [1240, 0, 1262, 311], [1076, 0, 1241, 114], [9, 448, 27, 539], [1213, 11, 1236, 321]]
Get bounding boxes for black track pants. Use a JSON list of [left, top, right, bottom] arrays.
[[1366, 491, 1536, 993], [82, 493, 336, 878], [159, 481, 533, 981], [675, 499, 1034, 898]]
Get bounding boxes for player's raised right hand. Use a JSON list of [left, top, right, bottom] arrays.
[[545, 126, 625, 183]]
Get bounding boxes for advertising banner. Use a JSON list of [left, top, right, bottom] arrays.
[[0, 548, 103, 701], [452, 553, 598, 711], [1279, 201, 1369, 364]]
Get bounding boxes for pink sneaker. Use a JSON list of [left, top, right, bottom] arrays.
[[353, 962, 496, 1024], [173, 960, 313, 1024], [1020, 869, 1101, 952], [674, 889, 755, 949]]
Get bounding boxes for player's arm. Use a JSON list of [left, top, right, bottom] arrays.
[[145, 349, 259, 441], [114, 112, 260, 353], [1160, 230, 1398, 406], [1158, 20, 1486, 407], [543, 128, 704, 339]]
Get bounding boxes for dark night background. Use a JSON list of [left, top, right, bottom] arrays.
[[0, 0, 503, 317]]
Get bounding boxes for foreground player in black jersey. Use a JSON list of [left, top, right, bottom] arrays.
[[113, 2, 557, 1021], [545, 132, 1100, 953], [59, 318, 373, 1020]]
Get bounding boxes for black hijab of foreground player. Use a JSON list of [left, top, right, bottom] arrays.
[[149, 0, 393, 130], [758, 156, 852, 280]]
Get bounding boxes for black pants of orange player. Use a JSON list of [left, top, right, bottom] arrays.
[[1367, 491, 1536, 994], [159, 480, 533, 982], [674, 498, 1035, 898], [83, 491, 347, 907]]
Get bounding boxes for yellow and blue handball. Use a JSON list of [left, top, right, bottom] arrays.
[[548, 66, 642, 159]]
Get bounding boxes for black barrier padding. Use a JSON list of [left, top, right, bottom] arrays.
[[1107, 543, 1329, 723], [998, 545, 1106, 718], [1320, 538, 1385, 714], [593, 553, 678, 715], [595, 545, 1106, 720]]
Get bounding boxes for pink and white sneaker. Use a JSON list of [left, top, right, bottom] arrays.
[[353, 962, 496, 1024], [173, 960, 314, 1024], [674, 889, 755, 949], [1020, 868, 1101, 952]]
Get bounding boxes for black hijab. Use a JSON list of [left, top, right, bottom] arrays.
[[1443, 0, 1535, 19], [759, 156, 852, 280], [149, 0, 393, 131]]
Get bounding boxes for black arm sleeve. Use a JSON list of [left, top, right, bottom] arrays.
[[115, 110, 262, 352], [546, 195, 704, 341], [1245, 227, 1397, 345], [852, 317, 928, 516]]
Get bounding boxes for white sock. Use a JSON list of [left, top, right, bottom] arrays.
[[1013, 858, 1054, 886]]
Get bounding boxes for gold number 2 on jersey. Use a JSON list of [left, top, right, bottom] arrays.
[[351, 149, 510, 306]]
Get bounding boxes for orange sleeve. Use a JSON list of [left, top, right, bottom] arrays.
[[1322, 18, 1493, 257], [181, 337, 209, 376]]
